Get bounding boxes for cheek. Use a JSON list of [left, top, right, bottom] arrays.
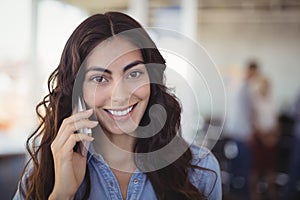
[[133, 84, 150, 100], [83, 85, 108, 108]]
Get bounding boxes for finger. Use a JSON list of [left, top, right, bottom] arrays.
[[70, 109, 94, 124], [63, 133, 94, 154], [54, 120, 98, 148], [56, 109, 94, 138], [73, 119, 98, 132]]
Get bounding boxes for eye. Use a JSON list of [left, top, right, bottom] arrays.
[[91, 76, 108, 83], [127, 71, 143, 79]]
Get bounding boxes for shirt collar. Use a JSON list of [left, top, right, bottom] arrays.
[[87, 142, 106, 164], [86, 142, 142, 174]]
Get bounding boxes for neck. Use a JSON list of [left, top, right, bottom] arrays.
[[93, 127, 137, 173]]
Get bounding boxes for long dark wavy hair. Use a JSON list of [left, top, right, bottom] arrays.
[[20, 12, 209, 200]]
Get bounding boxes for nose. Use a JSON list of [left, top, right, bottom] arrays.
[[111, 79, 130, 105]]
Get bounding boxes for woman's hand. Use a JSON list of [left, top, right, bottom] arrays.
[[49, 109, 98, 200]]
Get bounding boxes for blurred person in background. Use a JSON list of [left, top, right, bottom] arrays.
[[223, 61, 260, 199], [249, 76, 279, 200], [284, 89, 300, 200]]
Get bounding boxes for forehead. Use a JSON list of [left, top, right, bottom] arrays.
[[85, 36, 142, 68]]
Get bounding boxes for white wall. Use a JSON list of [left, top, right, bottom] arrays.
[[197, 9, 300, 113]]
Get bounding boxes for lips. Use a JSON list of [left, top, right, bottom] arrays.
[[104, 103, 137, 117]]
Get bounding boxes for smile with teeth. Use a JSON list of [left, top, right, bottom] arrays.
[[106, 105, 134, 117]]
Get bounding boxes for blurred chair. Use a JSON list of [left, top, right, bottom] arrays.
[[0, 154, 26, 199]]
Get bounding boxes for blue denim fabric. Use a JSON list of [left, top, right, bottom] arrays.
[[13, 145, 221, 200], [75, 145, 221, 200]]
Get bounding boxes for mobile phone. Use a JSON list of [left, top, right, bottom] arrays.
[[77, 96, 92, 156]]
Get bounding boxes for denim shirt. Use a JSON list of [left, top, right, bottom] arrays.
[[13, 145, 222, 200]]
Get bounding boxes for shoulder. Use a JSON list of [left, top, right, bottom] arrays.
[[189, 145, 222, 199], [190, 145, 220, 171]]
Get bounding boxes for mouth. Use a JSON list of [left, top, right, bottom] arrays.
[[104, 103, 137, 117]]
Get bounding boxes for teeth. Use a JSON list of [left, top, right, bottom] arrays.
[[107, 106, 133, 117]]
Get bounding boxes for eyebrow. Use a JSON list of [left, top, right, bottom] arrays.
[[85, 60, 145, 75]]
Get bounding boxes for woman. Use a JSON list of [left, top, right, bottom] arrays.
[[249, 77, 278, 200], [14, 12, 221, 200]]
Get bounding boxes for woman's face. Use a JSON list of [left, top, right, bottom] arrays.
[[82, 37, 150, 135]]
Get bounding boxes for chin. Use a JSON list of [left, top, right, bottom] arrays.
[[97, 114, 140, 135], [109, 126, 137, 135]]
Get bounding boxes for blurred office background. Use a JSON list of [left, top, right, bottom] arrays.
[[1, 0, 300, 199]]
